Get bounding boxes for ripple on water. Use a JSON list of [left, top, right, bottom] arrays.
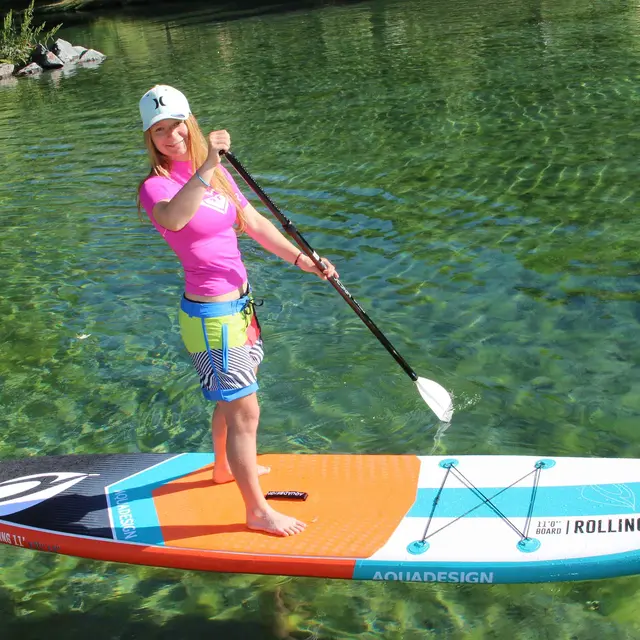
[[1, 0, 640, 637]]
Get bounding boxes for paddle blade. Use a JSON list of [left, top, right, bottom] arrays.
[[416, 377, 453, 423]]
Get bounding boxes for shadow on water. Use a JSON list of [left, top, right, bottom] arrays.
[[1, 585, 334, 640], [29, 0, 370, 25]]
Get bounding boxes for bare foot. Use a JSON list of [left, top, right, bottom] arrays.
[[212, 464, 271, 484], [247, 506, 307, 537]]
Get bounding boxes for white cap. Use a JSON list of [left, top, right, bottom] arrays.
[[139, 85, 191, 131]]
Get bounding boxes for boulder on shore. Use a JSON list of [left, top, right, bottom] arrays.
[[32, 43, 64, 70], [0, 63, 14, 80], [8, 40, 106, 81], [16, 63, 43, 76], [51, 38, 80, 63]]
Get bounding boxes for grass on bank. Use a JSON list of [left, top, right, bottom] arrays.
[[1, 0, 61, 66], [37, 0, 171, 11]]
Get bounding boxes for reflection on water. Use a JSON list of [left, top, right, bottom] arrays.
[[1, 0, 640, 637]]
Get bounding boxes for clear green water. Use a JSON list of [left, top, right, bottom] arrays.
[[1, 0, 640, 636]]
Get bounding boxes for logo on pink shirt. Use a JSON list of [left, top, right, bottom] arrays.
[[202, 194, 229, 214]]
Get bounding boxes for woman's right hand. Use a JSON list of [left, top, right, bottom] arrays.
[[206, 129, 231, 165]]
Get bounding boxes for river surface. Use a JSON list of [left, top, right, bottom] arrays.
[[1, 0, 640, 637]]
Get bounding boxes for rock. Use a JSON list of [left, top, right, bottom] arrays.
[[51, 38, 79, 63], [0, 75, 18, 87], [0, 63, 14, 79], [31, 44, 64, 70], [78, 49, 107, 64], [16, 63, 43, 76]]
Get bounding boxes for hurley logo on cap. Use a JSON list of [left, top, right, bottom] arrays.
[[139, 85, 191, 132]]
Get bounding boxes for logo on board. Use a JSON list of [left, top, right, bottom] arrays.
[[0, 472, 98, 516]]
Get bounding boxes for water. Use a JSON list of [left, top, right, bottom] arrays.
[[1, 0, 640, 636]]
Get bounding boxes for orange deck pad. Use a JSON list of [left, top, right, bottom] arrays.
[[152, 454, 421, 559]]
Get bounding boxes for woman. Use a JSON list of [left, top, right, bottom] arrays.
[[137, 85, 338, 536]]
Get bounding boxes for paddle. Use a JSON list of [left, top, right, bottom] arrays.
[[223, 151, 454, 423]]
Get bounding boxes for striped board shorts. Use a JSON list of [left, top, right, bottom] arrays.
[[179, 291, 264, 402]]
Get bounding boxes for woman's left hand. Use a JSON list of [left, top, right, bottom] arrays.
[[297, 254, 339, 280]]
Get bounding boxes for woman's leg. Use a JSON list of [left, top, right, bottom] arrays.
[[217, 392, 306, 536], [211, 403, 270, 484]]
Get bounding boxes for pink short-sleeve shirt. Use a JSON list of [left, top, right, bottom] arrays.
[[139, 162, 250, 297]]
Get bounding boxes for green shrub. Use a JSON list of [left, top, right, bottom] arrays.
[[0, 0, 62, 67]]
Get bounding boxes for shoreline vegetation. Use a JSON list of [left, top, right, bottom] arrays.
[[1, 0, 335, 67], [0, 0, 104, 73], [1, 0, 357, 66], [1, 1, 61, 66]]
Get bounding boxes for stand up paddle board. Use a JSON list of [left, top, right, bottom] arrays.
[[0, 453, 639, 584]]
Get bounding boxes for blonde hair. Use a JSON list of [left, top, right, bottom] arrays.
[[136, 113, 246, 233]]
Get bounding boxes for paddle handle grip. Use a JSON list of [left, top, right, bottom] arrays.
[[223, 151, 419, 383]]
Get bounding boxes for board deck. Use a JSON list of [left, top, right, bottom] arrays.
[[1, 453, 639, 584]]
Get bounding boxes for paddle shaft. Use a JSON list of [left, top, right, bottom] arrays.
[[223, 151, 419, 383]]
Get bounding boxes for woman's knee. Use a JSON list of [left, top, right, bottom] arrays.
[[221, 393, 260, 432]]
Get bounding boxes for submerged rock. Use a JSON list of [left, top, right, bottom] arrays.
[[0, 76, 18, 87], [78, 49, 107, 63]]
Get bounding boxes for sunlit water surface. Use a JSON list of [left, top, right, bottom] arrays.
[[1, 0, 640, 637]]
